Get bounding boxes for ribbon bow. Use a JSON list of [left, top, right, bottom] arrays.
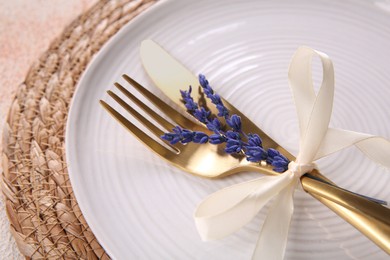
[[194, 47, 390, 259]]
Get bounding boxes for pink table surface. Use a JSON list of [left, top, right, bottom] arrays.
[[0, 0, 98, 258]]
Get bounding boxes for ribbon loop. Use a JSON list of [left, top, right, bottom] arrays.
[[289, 47, 335, 164]]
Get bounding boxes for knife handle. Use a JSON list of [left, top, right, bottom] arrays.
[[301, 172, 390, 255]]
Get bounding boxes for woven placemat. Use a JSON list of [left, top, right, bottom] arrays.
[[1, 0, 156, 258]]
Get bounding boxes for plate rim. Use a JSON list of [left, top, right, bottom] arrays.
[[65, 0, 174, 257]]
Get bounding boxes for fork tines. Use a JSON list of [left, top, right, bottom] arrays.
[[100, 74, 194, 156]]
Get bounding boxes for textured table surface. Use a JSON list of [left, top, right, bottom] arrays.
[[0, 1, 98, 258]]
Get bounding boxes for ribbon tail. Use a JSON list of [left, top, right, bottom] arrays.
[[252, 180, 297, 260], [314, 128, 390, 168], [356, 136, 390, 168], [194, 172, 293, 241]]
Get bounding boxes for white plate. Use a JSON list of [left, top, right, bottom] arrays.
[[66, 0, 390, 259]]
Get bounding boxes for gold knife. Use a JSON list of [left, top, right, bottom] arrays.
[[140, 39, 390, 254]]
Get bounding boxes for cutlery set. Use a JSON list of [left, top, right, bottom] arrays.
[[100, 40, 390, 255]]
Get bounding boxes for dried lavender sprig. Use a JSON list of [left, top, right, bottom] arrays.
[[182, 78, 242, 146], [181, 87, 210, 125], [199, 74, 229, 118], [161, 126, 209, 144], [180, 86, 223, 133], [244, 134, 267, 162], [169, 86, 245, 154], [266, 148, 290, 173], [226, 114, 242, 132], [162, 74, 290, 173], [194, 80, 246, 155], [207, 118, 222, 134]]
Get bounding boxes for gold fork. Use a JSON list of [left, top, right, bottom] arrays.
[[100, 75, 390, 254]]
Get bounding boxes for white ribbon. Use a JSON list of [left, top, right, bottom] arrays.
[[194, 47, 390, 259]]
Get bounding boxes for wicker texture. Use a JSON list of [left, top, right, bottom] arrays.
[[1, 0, 156, 258]]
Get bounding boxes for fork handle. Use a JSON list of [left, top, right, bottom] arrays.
[[301, 173, 390, 254]]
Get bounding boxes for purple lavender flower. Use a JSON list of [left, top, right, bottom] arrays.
[[209, 134, 226, 144], [181, 129, 195, 143], [209, 93, 222, 105], [226, 115, 242, 132], [245, 146, 267, 162], [193, 132, 209, 144], [194, 107, 211, 124], [199, 74, 214, 97], [244, 134, 266, 162], [266, 148, 289, 172], [216, 104, 229, 118], [161, 126, 182, 144], [226, 130, 240, 140], [247, 134, 262, 147], [199, 74, 230, 119], [225, 140, 243, 154], [161, 132, 180, 144], [225, 130, 243, 154], [206, 118, 222, 133], [181, 86, 198, 112], [161, 126, 195, 144]]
